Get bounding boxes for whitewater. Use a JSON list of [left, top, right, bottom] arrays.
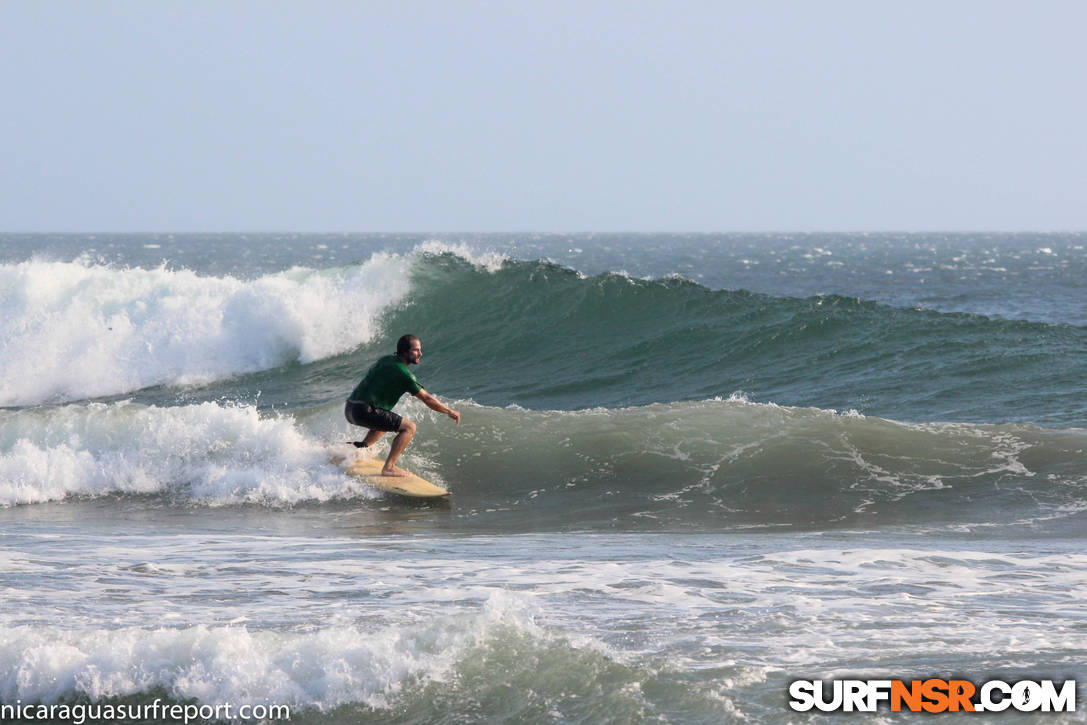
[[1, 233, 1085, 723]]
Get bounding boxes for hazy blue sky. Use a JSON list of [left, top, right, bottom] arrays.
[[2, 1, 1085, 232]]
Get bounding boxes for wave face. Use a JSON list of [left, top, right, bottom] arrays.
[[1, 243, 1085, 533], [0, 255, 412, 406], [4, 397, 1083, 537], [379, 252, 1087, 426], [6, 247, 1087, 429], [426, 396, 1087, 534]]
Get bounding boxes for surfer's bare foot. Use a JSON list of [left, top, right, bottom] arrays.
[[380, 467, 410, 477]]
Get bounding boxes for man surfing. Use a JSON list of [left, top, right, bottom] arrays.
[[345, 334, 460, 477]]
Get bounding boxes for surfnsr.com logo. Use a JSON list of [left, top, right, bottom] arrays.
[[789, 679, 1077, 713]]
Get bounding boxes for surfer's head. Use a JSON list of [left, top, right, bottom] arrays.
[[397, 334, 422, 364]]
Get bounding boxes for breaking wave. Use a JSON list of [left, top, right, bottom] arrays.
[[2, 397, 1083, 535]]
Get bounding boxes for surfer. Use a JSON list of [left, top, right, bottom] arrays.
[[345, 334, 460, 477]]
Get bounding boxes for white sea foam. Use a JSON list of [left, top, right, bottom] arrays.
[[0, 592, 541, 711], [0, 402, 376, 506], [4, 542, 1080, 710], [0, 255, 413, 405]]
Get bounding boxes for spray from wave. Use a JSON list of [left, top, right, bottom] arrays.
[[0, 401, 371, 506], [0, 254, 413, 406]]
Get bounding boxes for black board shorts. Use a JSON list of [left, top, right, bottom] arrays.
[[344, 400, 403, 432]]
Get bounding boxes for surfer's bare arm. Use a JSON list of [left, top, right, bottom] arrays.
[[415, 389, 461, 424]]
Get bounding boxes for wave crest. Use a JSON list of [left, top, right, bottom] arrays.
[[0, 255, 412, 405], [0, 401, 370, 507]]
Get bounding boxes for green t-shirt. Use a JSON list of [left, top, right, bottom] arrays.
[[349, 354, 423, 410]]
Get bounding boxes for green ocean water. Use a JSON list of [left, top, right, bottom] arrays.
[[0, 233, 1084, 723]]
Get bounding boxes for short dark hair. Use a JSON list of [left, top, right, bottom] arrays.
[[396, 334, 419, 356]]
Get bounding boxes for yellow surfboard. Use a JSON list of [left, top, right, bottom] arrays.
[[341, 458, 450, 498]]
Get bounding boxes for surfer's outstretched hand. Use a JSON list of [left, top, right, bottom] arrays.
[[415, 389, 460, 425]]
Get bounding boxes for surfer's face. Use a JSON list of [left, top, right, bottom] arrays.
[[405, 340, 422, 364]]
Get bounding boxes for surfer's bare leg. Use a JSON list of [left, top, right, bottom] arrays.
[[361, 428, 385, 447], [382, 419, 416, 476]]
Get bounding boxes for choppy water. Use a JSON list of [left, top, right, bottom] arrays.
[[1, 233, 1085, 723]]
